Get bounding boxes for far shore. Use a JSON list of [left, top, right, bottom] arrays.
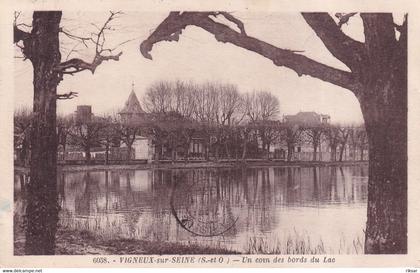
[[14, 160, 369, 173]]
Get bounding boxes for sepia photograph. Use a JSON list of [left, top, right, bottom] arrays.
[[1, 0, 419, 269]]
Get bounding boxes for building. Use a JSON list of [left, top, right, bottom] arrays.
[[119, 83, 147, 123], [75, 105, 93, 123], [118, 84, 153, 162], [275, 111, 331, 161], [283, 111, 330, 125]]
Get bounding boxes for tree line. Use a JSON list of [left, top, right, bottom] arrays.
[[14, 80, 368, 164]]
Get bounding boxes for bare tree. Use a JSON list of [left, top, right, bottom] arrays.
[[118, 122, 140, 161], [337, 127, 351, 161], [143, 80, 173, 113], [14, 107, 33, 166], [324, 124, 341, 162], [56, 114, 72, 162], [172, 80, 196, 118], [14, 11, 124, 254], [243, 90, 280, 159], [303, 125, 325, 161], [282, 124, 303, 162], [355, 127, 369, 161], [68, 117, 107, 164], [98, 116, 120, 164], [140, 12, 407, 253]]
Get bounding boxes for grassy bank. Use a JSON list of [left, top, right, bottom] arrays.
[[15, 160, 369, 174], [14, 227, 240, 255], [14, 225, 364, 255], [245, 232, 364, 255]]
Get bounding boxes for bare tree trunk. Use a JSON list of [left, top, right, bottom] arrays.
[[330, 146, 337, 162], [85, 146, 91, 164], [287, 144, 294, 162], [127, 144, 132, 161], [25, 11, 62, 255], [105, 144, 109, 165], [339, 144, 345, 162], [362, 84, 407, 254], [214, 144, 220, 161], [241, 137, 247, 160], [225, 141, 231, 159], [352, 145, 357, 161], [312, 143, 318, 161]]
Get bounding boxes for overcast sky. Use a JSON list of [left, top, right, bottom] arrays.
[[14, 12, 374, 124]]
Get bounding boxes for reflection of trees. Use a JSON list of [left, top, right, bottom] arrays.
[[169, 171, 239, 237], [23, 166, 370, 247], [286, 168, 297, 204], [312, 167, 319, 202], [329, 167, 338, 202], [75, 172, 100, 215]]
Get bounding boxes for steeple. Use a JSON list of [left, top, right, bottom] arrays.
[[119, 82, 145, 115]]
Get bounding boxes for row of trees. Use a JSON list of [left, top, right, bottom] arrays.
[[15, 111, 140, 165], [142, 80, 368, 162], [15, 81, 369, 164]]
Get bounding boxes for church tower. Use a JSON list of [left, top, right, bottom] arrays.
[[119, 83, 145, 123]]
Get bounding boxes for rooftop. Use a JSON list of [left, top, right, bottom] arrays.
[[119, 90, 145, 115], [284, 111, 330, 125]]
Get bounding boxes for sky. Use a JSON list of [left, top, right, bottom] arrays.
[[13, 12, 372, 124]]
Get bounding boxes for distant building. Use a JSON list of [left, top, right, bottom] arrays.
[[75, 105, 92, 123], [118, 83, 147, 123], [273, 111, 331, 161], [118, 84, 153, 162], [283, 111, 330, 125]]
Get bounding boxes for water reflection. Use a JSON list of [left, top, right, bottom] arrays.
[[15, 165, 368, 253]]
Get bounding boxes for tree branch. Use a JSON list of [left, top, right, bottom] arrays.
[[56, 51, 122, 74], [13, 12, 32, 59], [60, 28, 92, 47], [140, 12, 360, 93], [55, 11, 124, 75], [209, 12, 247, 35], [301, 13, 365, 71], [57, 91, 78, 100]]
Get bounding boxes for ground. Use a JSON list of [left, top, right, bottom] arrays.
[[14, 226, 240, 255]]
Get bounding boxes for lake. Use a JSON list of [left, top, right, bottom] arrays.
[[14, 165, 368, 254]]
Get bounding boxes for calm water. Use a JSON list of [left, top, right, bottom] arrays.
[[14, 165, 368, 253]]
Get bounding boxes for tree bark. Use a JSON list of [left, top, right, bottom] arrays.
[[360, 79, 407, 254], [24, 11, 62, 255]]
